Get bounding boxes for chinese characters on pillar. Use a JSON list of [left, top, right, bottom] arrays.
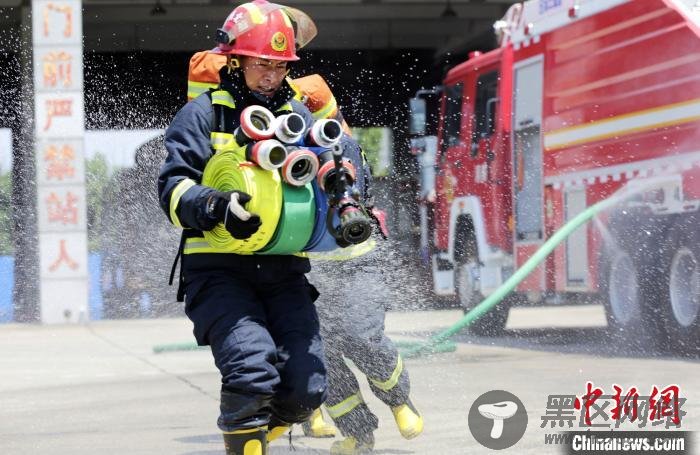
[[43, 51, 73, 88], [33, 0, 87, 323], [44, 143, 76, 180]]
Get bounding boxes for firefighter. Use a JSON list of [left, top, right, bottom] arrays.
[[310, 216, 424, 455], [290, 75, 424, 454], [157, 2, 326, 454]]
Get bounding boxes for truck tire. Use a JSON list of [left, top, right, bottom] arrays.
[[659, 218, 700, 354], [599, 247, 661, 350], [455, 260, 509, 336]]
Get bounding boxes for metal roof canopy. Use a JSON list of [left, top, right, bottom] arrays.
[[0, 0, 515, 55]]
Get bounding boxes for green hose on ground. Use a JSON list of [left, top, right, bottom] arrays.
[[399, 193, 623, 359], [153, 342, 207, 353]]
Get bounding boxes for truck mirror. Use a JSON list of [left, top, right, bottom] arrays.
[[409, 97, 427, 135]]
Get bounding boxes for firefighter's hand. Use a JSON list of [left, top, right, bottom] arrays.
[[224, 192, 262, 239], [207, 191, 262, 239]]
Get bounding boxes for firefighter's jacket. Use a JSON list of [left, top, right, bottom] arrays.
[[158, 68, 315, 270]]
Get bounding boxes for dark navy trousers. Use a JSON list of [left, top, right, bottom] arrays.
[[182, 255, 327, 432]]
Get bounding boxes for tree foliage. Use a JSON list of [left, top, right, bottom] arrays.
[[0, 172, 11, 255], [85, 153, 110, 252]]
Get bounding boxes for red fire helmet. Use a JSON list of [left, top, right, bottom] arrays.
[[213, 0, 317, 61]]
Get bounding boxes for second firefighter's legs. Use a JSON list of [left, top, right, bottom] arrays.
[[301, 408, 337, 438], [314, 267, 424, 450], [348, 342, 423, 440], [324, 354, 378, 454]]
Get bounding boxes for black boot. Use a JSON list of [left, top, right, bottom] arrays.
[[222, 427, 267, 455]]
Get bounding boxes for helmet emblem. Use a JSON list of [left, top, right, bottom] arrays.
[[271, 31, 288, 51]]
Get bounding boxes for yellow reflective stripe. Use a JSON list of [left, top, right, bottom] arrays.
[[369, 355, 403, 392], [222, 426, 266, 435], [184, 237, 220, 254], [312, 97, 338, 120], [211, 132, 236, 151], [184, 237, 216, 253], [187, 80, 217, 99], [211, 90, 236, 109], [299, 239, 376, 261], [275, 102, 293, 114], [184, 237, 254, 255], [240, 3, 265, 24], [169, 179, 196, 228], [326, 393, 364, 419], [288, 79, 303, 101]]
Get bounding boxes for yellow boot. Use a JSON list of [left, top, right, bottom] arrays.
[[266, 423, 290, 443], [222, 427, 267, 455], [391, 399, 424, 439], [330, 434, 374, 455], [301, 408, 337, 438]]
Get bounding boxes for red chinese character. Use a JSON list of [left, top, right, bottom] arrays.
[[43, 3, 73, 38], [44, 144, 76, 181], [574, 381, 604, 426], [48, 239, 79, 272], [649, 385, 681, 425], [45, 191, 79, 225], [42, 52, 72, 88], [612, 384, 640, 422], [43, 99, 73, 131]]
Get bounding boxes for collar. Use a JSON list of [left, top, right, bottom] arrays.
[[218, 67, 296, 112]]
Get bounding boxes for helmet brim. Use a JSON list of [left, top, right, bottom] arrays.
[[210, 46, 300, 61]]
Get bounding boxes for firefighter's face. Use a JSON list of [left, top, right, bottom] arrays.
[[240, 57, 289, 97]]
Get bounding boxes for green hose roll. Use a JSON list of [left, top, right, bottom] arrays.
[[258, 182, 316, 255], [201, 148, 283, 253]]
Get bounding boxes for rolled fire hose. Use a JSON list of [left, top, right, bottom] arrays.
[[257, 182, 316, 255], [201, 147, 283, 253], [303, 179, 343, 252], [399, 193, 624, 359]]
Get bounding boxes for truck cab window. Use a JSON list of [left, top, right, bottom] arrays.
[[441, 83, 463, 154], [472, 71, 499, 156]]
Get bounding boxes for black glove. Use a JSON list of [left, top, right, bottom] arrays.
[[206, 190, 262, 240]]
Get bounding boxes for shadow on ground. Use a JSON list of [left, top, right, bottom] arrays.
[[177, 434, 414, 454]]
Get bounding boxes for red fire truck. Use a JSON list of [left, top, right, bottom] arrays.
[[409, 0, 700, 348]]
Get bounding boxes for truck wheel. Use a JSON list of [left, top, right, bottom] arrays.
[[456, 260, 509, 336], [660, 221, 700, 354], [602, 249, 642, 334], [600, 248, 660, 349]]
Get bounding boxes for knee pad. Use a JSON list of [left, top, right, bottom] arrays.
[[218, 389, 272, 432]]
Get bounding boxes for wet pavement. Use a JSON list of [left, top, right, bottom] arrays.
[[1, 306, 698, 454]]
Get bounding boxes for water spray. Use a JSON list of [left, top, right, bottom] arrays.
[[400, 182, 658, 359]]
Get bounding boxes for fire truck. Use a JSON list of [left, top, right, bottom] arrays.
[[409, 0, 700, 348]]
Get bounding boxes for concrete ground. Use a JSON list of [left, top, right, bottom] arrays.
[[1, 305, 699, 454]]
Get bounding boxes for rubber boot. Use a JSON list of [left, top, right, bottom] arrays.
[[222, 427, 267, 455], [301, 408, 337, 438], [391, 399, 423, 439], [330, 433, 374, 455], [266, 417, 291, 443]]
